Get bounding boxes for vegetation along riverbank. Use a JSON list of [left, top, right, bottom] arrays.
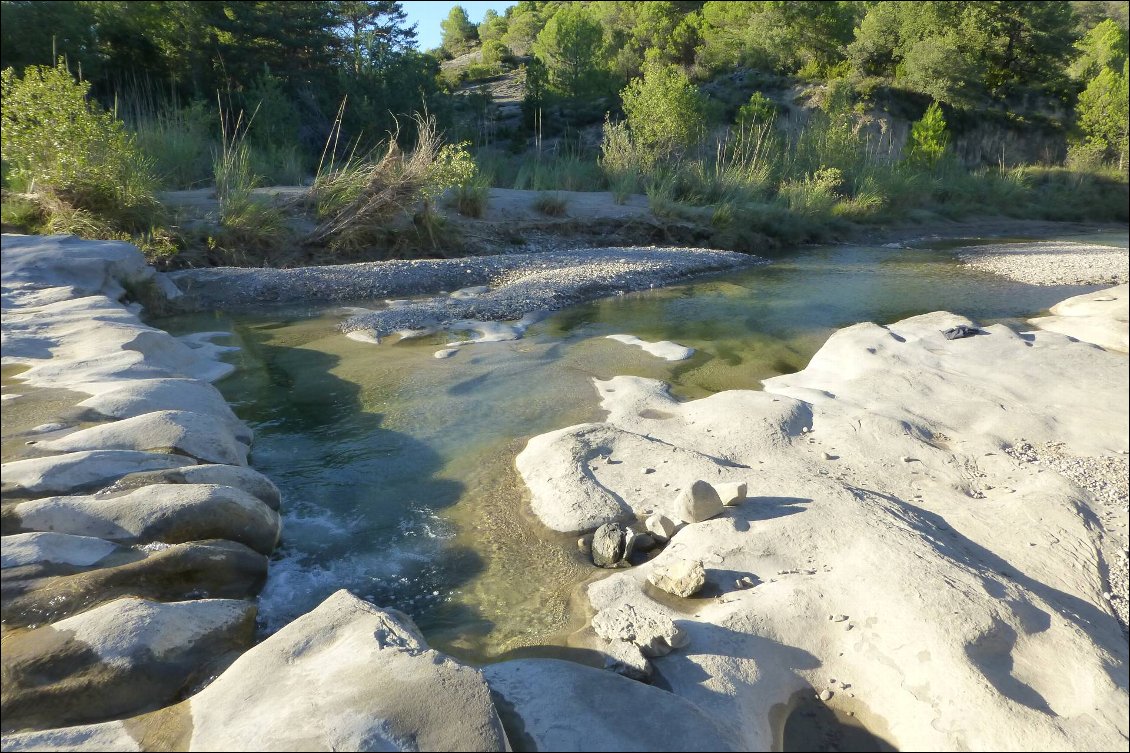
[[2, 1, 1128, 267]]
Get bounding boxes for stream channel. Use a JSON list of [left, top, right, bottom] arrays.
[[156, 231, 1127, 665]]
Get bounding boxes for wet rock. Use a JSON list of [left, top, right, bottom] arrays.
[[2, 540, 269, 627], [483, 659, 739, 751], [1, 597, 255, 731], [40, 410, 249, 466], [592, 603, 689, 657], [592, 523, 628, 568], [673, 479, 723, 523], [713, 481, 748, 506], [648, 559, 706, 598], [4, 484, 281, 555]]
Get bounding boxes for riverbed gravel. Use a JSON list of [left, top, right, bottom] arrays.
[[956, 241, 1128, 286], [167, 245, 766, 335]]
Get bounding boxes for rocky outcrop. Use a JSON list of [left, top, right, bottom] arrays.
[[1, 235, 281, 734], [518, 295, 1130, 751], [483, 659, 738, 751], [2, 591, 512, 752], [1029, 283, 1129, 353], [1, 597, 256, 731]]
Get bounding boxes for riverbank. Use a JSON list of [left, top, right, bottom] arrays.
[[2, 231, 1128, 750], [516, 282, 1129, 749]]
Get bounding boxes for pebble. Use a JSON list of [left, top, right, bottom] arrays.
[[819, 690, 834, 702]]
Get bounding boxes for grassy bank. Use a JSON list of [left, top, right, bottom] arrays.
[[2, 65, 1127, 268]]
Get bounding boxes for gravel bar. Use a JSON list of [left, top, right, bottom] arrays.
[[166, 246, 766, 334], [957, 241, 1128, 286]]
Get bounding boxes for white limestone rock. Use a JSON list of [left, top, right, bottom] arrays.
[[2, 597, 255, 731], [8, 484, 281, 554], [648, 559, 706, 598], [592, 603, 689, 657], [482, 659, 738, 751], [39, 410, 249, 466], [673, 479, 724, 523], [0, 451, 196, 496]]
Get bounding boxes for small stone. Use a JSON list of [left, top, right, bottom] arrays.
[[831, 614, 848, 622], [649, 559, 706, 598], [642, 467, 655, 474], [901, 456, 914, 463], [819, 690, 834, 702], [645, 514, 677, 542], [673, 479, 724, 523], [713, 481, 748, 506], [735, 576, 756, 589], [591, 523, 627, 568], [577, 537, 591, 554]]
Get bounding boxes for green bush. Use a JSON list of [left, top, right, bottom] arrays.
[[905, 101, 949, 167], [1, 60, 160, 230], [621, 60, 705, 167]]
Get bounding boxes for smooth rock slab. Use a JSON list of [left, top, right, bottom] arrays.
[[100, 464, 282, 510], [39, 410, 249, 466], [184, 590, 510, 751], [592, 603, 689, 657], [483, 659, 738, 751], [1, 597, 255, 732], [1, 533, 118, 569], [4, 484, 281, 554], [77, 379, 251, 443], [0, 451, 196, 497], [2, 540, 268, 627], [648, 559, 706, 598]]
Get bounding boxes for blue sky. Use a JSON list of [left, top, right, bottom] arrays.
[[401, 2, 516, 52]]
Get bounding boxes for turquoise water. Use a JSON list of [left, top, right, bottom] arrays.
[[157, 233, 1125, 663]]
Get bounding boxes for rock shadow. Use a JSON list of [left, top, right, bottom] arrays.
[[854, 487, 1129, 695]]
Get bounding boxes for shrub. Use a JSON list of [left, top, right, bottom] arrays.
[[1, 60, 160, 231], [620, 60, 705, 168], [533, 191, 568, 216], [905, 101, 949, 167]]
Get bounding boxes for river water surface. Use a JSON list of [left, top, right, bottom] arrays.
[[156, 232, 1126, 664]]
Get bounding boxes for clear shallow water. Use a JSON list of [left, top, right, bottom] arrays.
[[156, 234, 1125, 664]]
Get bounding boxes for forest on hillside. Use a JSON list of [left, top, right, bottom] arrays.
[[1, 1, 1127, 264]]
